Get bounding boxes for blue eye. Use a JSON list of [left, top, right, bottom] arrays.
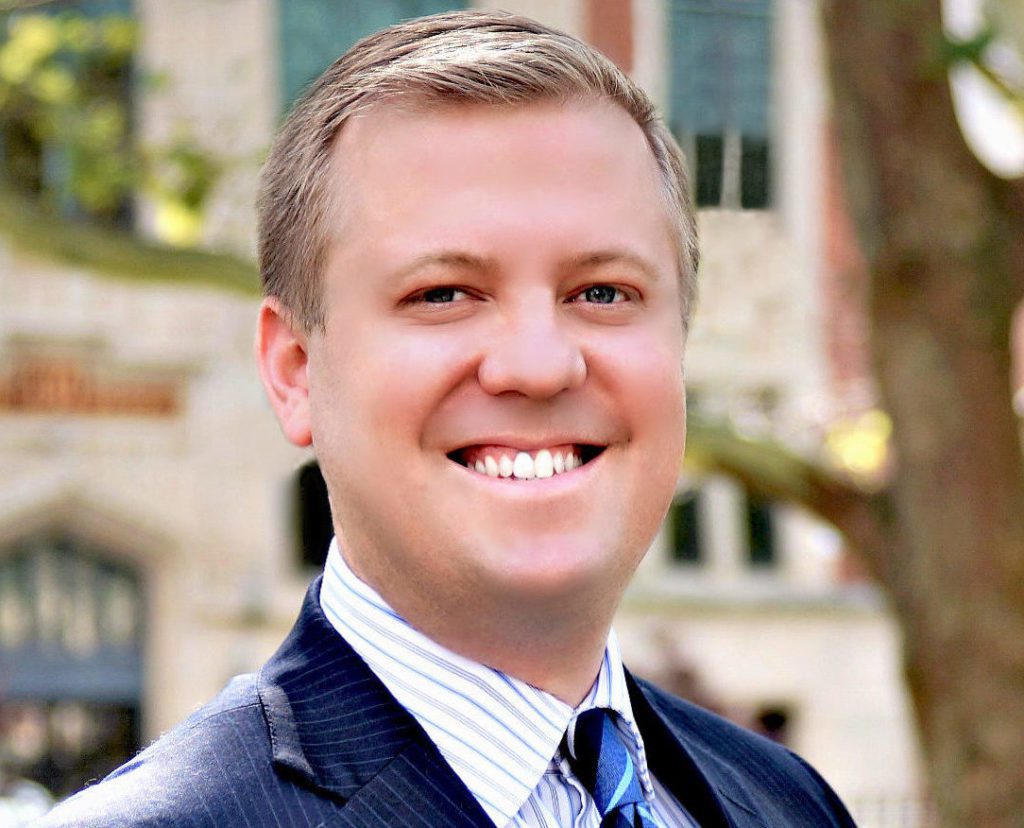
[[421, 287, 464, 303], [581, 285, 621, 304]]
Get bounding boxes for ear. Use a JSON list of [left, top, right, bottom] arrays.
[[255, 297, 313, 447]]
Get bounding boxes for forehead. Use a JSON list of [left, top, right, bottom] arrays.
[[334, 96, 657, 177], [325, 99, 674, 254]]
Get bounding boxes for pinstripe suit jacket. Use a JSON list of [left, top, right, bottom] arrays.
[[37, 578, 856, 827]]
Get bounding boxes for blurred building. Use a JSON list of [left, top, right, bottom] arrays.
[[0, 1, 968, 825]]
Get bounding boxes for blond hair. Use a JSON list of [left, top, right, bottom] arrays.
[[257, 10, 699, 331]]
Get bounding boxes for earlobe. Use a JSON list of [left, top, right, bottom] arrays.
[[255, 298, 313, 447]]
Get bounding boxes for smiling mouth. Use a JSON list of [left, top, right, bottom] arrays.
[[447, 443, 606, 480]]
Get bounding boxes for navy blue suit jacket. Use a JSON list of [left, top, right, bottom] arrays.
[[38, 579, 856, 827]]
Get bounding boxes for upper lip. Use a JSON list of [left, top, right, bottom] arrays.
[[446, 435, 609, 453]]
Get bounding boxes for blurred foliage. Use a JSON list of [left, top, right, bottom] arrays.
[[823, 409, 891, 485], [0, 9, 221, 242], [143, 136, 222, 246], [0, 186, 257, 292]]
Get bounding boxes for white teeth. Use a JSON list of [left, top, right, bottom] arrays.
[[465, 448, 588, 479], [512, 451, 535, 479], [484, 455, 499, 478], [534, 449, 554, 478]]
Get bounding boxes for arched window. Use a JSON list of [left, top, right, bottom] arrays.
[[0, 533, 143, 799]]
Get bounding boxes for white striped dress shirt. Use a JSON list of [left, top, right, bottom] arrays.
[[319, 539, 698, 827]]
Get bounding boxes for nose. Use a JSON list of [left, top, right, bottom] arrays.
[[477, 303, 587, 399]]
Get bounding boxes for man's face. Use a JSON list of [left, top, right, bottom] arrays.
[[305, 100, 686, 622]]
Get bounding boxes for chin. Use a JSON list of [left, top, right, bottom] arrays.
[[475, 533, 632, 604]]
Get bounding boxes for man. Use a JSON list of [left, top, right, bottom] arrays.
[[39, 11, 856, 828]]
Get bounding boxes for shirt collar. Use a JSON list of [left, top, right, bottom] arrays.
[[319, 538, 655, 825], [568, 630, 657, 802]]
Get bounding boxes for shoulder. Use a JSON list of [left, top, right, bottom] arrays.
[[633, 677, 856, 827], [34, 674, 329, 828]]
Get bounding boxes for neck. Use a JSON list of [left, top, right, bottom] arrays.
[[341, 553, 620, 706], [414, 603, 614, 706]]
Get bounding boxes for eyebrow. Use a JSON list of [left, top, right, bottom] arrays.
[[395, 251, 495, 282], [564, 250, 663, 282], [393, 248, 663, 283]]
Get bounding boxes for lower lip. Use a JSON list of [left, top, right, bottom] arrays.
[[451, 449, 606, 496]]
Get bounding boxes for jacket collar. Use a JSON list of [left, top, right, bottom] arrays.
[[256, 577, 492, 825], [257, 577, 765, 827], [628, 671, 769, 828]]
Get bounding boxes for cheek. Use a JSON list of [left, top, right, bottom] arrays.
[[602, 326, 686, 424], [633, 358, 685, 418], [622, 367, 685, 554], [311, 328, 474, 451], [608, 330, 687, 488]]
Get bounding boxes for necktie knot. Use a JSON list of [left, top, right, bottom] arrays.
[[565, 708, 657, 827]]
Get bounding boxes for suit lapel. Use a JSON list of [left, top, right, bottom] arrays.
[[256, 578, 493, 827], [256, 580, 772, 827], [321, 741, 496, 827], [627, 671, 768, 828]]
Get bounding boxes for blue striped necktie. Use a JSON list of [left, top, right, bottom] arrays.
[[566, 707, 659, 827]]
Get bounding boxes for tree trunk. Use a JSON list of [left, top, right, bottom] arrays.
[[820, 1, 1024, 825]]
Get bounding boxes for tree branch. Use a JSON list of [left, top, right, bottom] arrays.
[[685, 415, 892, 580], [0, 187, 257, 294], [969, 59, 1024, 109], [1008, 176, 1024, 298], [0, 1, 77, 11]]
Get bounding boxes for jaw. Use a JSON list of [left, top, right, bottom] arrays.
[[333, 436, 676, 701]]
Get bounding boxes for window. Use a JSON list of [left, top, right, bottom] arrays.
[[279, 0, 467, 110], [669, 0, 773, 208], [745, 491, 776, 566], [0, 700, 140, 800], [0, 533, 144, 799], [669, 489, 703, 565], [694, 134, 724, 206], [294, 461, 334, 569], [740, 134, 770, 208]]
